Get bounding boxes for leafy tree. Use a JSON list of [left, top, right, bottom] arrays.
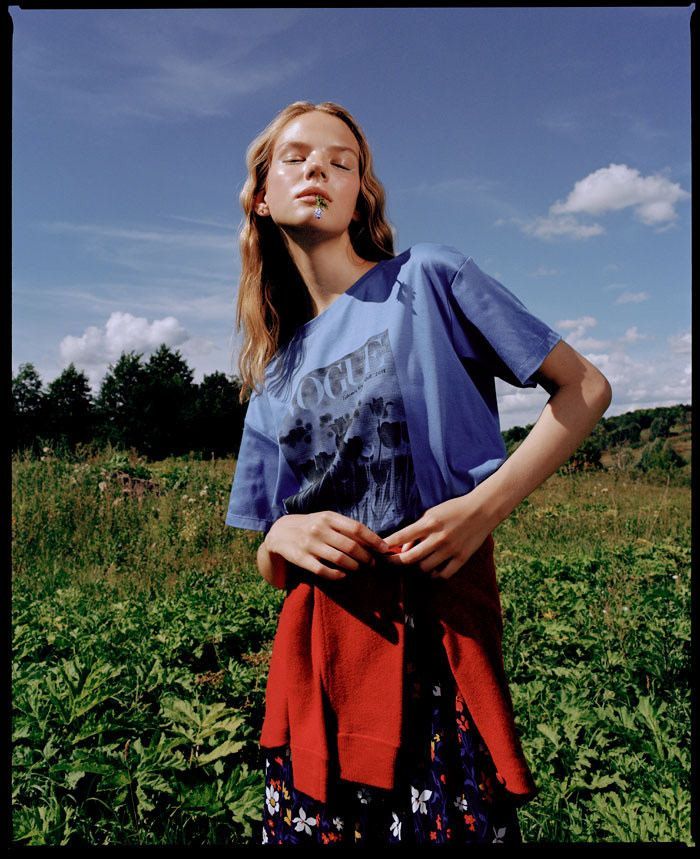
[[561, 431, 606, 473], [636, 439, 686, 474], [43, 363, 94, 450], [12, 363, 46, 453], [141, 345, 197, 460], [94, 352, 150, 452], [190, 371, 246, 458], [609, 420, 641, 447], [649, 413, 673, 441]]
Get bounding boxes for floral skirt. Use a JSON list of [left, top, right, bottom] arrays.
[[260, 578, 523, 846]]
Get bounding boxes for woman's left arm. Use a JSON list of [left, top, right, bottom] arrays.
[[382, 340, 613, 578]]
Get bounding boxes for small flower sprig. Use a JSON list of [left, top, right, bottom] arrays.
[[314, 195, 329, 219]]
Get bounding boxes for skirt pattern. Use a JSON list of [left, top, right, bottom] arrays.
[[260, 575, 523, 846]]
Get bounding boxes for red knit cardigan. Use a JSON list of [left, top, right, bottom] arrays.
[[260, 533, 538, 807]]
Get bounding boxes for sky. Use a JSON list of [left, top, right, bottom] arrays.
[[11, 7, 693, 430]]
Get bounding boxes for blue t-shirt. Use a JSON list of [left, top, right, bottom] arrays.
[[225, 243, 562, 538]]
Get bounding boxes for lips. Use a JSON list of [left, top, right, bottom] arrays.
[[296, 188, 330, 202]]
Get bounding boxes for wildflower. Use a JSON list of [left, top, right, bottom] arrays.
[[492, 824, 507, 843], [623, 606, 629, 612], [332, 816, 344, 831], [199, 489, 207, 497], [390, 812, 402, 839], [292, 806, 316, 835], [98, 482, 107, 492], [261, 827, 268, 845], [411, 786, 433, 814], [265, 785, 280, 816], [356, 787, 372, 804]]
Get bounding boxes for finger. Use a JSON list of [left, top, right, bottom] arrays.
[[311, 540, 364, 572], [384, 538, 435, 566], [382, 524, 422, 553], [326, 531, 377, 567], [309, 556, 348, 580], [430, 556, 462, 580], [290, 546, 348, 580], [331, 514, 391, 555]]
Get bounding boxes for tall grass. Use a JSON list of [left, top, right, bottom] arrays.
[[12, 447, 691, 845]]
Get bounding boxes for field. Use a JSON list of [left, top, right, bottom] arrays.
[[12, 447, 692, 845]]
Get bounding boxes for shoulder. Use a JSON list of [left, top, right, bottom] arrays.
[[401, 242, 472, 281]]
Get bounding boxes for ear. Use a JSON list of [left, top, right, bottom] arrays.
[[253, 188, 269, 217]]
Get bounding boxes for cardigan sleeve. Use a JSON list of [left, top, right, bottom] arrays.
[[447, 257, 562, 388]]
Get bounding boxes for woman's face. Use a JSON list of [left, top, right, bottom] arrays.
[[256, 111, 363, 239]]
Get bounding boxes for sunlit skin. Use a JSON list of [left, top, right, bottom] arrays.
[[253, 111, 377, 316]]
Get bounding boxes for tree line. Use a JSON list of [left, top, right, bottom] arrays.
[[503, 402, 691, 475], [12, 346, 246, 461], [12, 345, 691, 471]]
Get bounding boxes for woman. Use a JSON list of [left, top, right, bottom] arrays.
[[226, 100, 612, 845]]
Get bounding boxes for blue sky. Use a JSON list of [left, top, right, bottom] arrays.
[[11, 7, 692, 430]]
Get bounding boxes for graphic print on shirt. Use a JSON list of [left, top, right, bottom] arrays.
[[279, 330, 421, 535]]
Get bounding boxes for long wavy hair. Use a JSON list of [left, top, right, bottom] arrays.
[[234, 101, 396, 403]]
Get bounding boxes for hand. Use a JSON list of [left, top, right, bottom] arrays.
[[381, 494, 495, 580], [264, 511, 391, 581]]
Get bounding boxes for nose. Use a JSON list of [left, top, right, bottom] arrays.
[[304, 153, 327, 180]]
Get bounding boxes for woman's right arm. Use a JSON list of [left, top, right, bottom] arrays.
[[257, 512, 392, 590]]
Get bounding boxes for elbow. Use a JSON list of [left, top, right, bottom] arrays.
[[593, 373, 613, 415]]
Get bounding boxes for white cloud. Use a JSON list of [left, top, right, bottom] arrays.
[[517, 163, 689, 242], [619, 326, 651, 344], [555, 316, 598, 339], [59, 311, 191, 390], [668, 331, 691, 354], [550, 163, 689, 226], [520, 214, 604, 241], [614, 290, 650, 305]]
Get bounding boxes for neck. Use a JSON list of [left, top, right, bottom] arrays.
[[281, 232, 377, 318]]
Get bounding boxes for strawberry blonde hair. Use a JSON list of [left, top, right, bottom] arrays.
[[234, 101, 395, 402]]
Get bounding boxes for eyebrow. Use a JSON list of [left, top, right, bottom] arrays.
[[277, 140, 359, 158]]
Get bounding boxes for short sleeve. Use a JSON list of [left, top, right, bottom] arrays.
[[225, 389, 293, 534], [447, 257, 562, 388]]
